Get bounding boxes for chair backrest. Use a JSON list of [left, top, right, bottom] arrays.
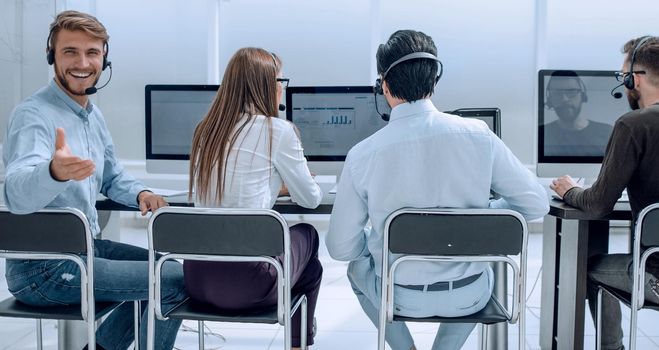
[[0, 206, 90, 254], [639, 203, 659, 247], [149, 207, 285, 256], [386, 208, 525, 256]]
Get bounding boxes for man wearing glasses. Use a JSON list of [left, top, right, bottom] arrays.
[[541, 70, 613, 156], [551, 36, 659, 350]]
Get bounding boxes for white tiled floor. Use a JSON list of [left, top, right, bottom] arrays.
[[2, 214, 659, 349]]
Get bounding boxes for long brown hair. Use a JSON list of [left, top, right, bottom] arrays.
[[189, 48, 281, 204]]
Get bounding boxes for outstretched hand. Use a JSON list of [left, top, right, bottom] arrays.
[[49, 128, 95, 181]]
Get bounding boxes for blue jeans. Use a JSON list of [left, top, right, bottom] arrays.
[[4, 239, 187, 350], [587, 253, 659, 350], [347, 257, 492, 350]]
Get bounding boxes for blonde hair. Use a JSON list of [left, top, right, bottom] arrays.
[[189, 48, 281, 204], [49, 10, 109, 50]]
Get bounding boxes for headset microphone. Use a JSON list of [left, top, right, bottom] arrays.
[[610, 82, 624, 99], [278, 104, 286, 112], [373, 90, 390, 121], [84, 62, 113, 95]]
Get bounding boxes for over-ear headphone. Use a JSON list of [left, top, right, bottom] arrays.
[[373, 52, 443, 95], [545, 73, 588, 109], [624, 36, 653, 90], [46, 27, 110, 71]]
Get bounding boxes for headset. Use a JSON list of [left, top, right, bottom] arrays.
[[373, 51, 443, 121], [623, 36, 653, 90], [46, 26, 111, 71], [545, 73, 588, 109], [373, 52, 443, 95]]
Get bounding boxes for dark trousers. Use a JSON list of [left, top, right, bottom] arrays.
[[183, 223, 323, 346]]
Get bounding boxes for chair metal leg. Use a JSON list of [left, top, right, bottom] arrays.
[[88, 317, 96, 350], [147, 301, 156, 350], [284, 307, 291, 350], [301, 296, 308, 349], [479, 324, 488, 350], [198, 320, 205, 350], [134, 301, 141, 350], [377, 279, 388, 350], [630, 307, 638, 350], [596, 288, 603, 350], [36, 319, 43, 350]]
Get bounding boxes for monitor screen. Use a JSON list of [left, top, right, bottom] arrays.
[[145, 84, 219, 174], [445, 108, 500, 137], [537, 70, 630, 178], [285, 86, 390, 161]]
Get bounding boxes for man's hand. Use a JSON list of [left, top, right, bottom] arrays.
[[550, 175, 581, 198], [138, 190, 168, 216], [49, 128, 95, 181]]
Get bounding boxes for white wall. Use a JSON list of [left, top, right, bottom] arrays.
[[1, 0, 658, 168]]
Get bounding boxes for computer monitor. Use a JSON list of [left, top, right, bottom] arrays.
[[445, 108, 501, 137], [536, 70, 630, 179], [285, 86, 390, 177], [145, 84, 219, 174]]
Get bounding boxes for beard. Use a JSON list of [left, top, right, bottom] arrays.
[[54, 64, 100, 97], [627, 88, 641, 110], [554, 103, 582, 122]]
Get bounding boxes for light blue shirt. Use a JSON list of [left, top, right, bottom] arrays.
[[3, 79, 146, 236], [326, 99, 549, 285]]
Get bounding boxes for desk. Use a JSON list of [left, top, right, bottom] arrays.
[[539, 200, 632, 350], [95, 191, 336, 215]]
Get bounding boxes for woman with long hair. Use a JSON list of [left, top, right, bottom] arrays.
[[185, 47, 323, 349]]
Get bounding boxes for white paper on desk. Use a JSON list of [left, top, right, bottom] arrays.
[[148, 188, 190, 197]]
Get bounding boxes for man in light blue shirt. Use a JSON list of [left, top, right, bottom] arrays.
[[2, 11, 185, 350], [326, 30, 549, 350]]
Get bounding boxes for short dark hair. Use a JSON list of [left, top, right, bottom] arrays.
[[376, 30, 438, 102], [623, 36, 659, 87]]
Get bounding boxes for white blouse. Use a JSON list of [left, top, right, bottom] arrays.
[[195, 115, 322, 209]]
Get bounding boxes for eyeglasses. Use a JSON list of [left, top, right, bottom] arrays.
[[547, 88, 582, 99], [276, 78, 289, 89], [615, 71, 646, 82]]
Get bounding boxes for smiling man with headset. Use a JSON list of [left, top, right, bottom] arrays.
[[325, 29, 548, 350], [2, 10, 185, 350]]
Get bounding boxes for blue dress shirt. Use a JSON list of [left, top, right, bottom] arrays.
[[3, 79, 146, 236], [326, 99, 549, 285]]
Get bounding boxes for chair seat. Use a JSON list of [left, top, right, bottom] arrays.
[[165, 294, 305, 324], [0, 296, 122, 321], [393, 295, 510, 324], [598, 284, 659, 311]]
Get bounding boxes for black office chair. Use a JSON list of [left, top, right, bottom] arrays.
[[595, 203, 659, 350], [378, 208, 528, 350], [146, 207, 308, 350], [0, 206, 127, 350]]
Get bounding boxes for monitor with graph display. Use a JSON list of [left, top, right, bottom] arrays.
[[285, 86, 390, 161]]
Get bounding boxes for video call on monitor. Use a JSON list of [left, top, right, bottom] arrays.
[[285, 86, 391, 161], [538, 70, 630, 163]]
